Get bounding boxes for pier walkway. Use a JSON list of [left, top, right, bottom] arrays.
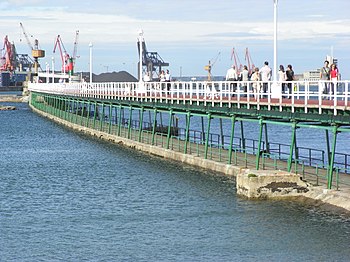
[[28, 79, 350, 190]]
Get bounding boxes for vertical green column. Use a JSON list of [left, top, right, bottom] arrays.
[[228, 115, 236, 164], [287, 121, 297, 172], [204, 113, 211, 159], [184, 111, 191, 154], [108, 103, 113, 134], [93, 101, 98, 129], [151, 108, 158, 145], [264, 123, 270, 154], [325, 129, 331, 164], [328, 125, 339, 189], [117, 105, 122, 136], [127, 106, 133, 139], [100, 102, 105, 131], [166, 109, 173, 149], [138, 107, 144, 142], [85, 101, 91, 128], [255, 118, 264, 170], [81, 100, 85, 126], [240, 121, 246, 151]]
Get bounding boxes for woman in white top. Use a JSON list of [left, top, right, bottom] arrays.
[[278, 65, 286, 95]]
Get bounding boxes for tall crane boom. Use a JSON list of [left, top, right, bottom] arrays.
[[19, 22, 33, 50], [72, 30, 79, 66], [53, 35, 74, 75], [19, 22, 45, 73]]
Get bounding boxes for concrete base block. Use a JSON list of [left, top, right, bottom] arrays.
[[236, 169, 310, 199]]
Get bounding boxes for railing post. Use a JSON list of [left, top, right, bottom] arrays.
[[204, 113, 211, 159], [328, 125, 339, 189], [151, 108, 158, 145], [108, 103, 113, 134], [138, 107, 144, 142], [166, 109, 173, 149], [184, 111, 191, 154], [117, 105, 122, 136], [255, 118, 264, 170], [287, 121, 297, 172], [228, 115, 236, 164], [127, 106, 133, 139]]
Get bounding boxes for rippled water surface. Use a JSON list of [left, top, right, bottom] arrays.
[[1, 102, 350, 261]]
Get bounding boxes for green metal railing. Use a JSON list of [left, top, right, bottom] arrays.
[[30, 92, 350, 189]]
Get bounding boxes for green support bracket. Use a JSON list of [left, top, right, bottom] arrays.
[[166, 109, 173, 149], [228, 115, 236, 164], [93, 101, 97, 129], [100, 102, 105, 131], [86, 101, 91, 128], [328, 125, 339, 189], [108, 103, 113, 134], [255, 118, 264, 170], [184, 111, 191, 154], [128, 106, 133, 139], [81, 100, 85, 126], [240, 120, 246, 151], [204, 113, 211, 159], [138, 107, 144, 142], [151, 108, 158, 145], [117, 105, 122, 136], [287, 121, 297, 172]]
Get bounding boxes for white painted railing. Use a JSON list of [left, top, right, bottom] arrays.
[[28, 80, 350, 115]]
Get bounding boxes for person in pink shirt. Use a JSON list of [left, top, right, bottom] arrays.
[[329, 63, 339, 96]]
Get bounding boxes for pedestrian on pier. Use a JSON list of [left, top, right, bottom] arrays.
[[329, 63, 339, 97], [159, 70, 166, 93], [320, 60, 330, 97], [259, 61, 271, 97], [251, 67, 261, 99], [286, 64, 294, 98], [165, 69, 171, 91], [240, 65, 249, 96], [226, 65, 238, 95], [278, 65, 286, 96]]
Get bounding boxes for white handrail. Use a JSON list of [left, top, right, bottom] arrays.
[[28, 80, 350, 116]]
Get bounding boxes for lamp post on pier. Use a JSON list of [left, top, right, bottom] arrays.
[[271, 0, 280, 98], [89, 42, 93, 85], [273, 0, 278, 83]]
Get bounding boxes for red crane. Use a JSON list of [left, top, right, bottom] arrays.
[[245, 47, 255, 75], [53, 35, 73, 74], [230, 47, 242, 74], [1, 35, 15, 71]]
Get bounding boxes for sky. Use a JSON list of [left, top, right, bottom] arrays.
[[1, 0, 350, 78]]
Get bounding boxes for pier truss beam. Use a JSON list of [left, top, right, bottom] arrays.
[[29, 92, 350, 189]]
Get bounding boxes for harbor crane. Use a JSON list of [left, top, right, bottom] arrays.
[[244, 47, 255, 75], [204, 52, 220, 81], [137, 36, 169, 80], [19, 22, 45, 73], [230, 47, 242, 74], [53, 31, 79, 75], [0, 35, 15, 71]]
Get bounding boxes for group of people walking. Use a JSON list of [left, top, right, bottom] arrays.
[[226, 61, 295, 99], [226, 59, 340, 99], [320, 60, 339, 97]]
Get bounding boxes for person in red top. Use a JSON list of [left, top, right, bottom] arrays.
[[329, 63, 339, 96]]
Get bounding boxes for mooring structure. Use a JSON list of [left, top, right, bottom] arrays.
[[29, 79, 350, 189]]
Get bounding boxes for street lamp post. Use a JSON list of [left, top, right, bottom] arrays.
[[138, 29, 144, 82], [89, 42, 93, 85], [273, 0, 278, 82]]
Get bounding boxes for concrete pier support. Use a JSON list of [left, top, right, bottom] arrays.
[[236, 170, 309, 199]]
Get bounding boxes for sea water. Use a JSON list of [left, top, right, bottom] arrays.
[[1, 102, 350, 261]]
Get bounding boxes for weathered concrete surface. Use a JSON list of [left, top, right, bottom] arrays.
[[0, 105, 16, 110], [236, 169, 310, 199], [29, 104, 350, 213], [0, 95, 27, 103]]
